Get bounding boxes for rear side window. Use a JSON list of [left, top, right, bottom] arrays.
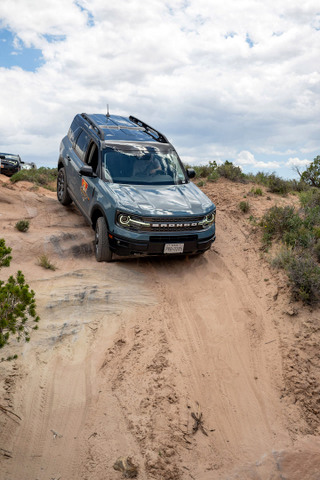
[[74, 130, 90, 162], [68, 118, 82, 144]]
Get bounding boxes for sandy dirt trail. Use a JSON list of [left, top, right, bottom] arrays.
[[0, 176, 320, 480]]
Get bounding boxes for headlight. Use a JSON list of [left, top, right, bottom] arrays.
[[117, 212, 151, 230], [199, 210, 216, 227]]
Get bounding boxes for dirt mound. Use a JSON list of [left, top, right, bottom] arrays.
[[0, 175, 319, 479]]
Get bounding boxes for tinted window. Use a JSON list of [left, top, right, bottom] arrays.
[[68, 118, 82, 144], [74, 130, 90, 162]]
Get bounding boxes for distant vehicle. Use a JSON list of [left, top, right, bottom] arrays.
[[57, 112, 216, 262], [20, 161, 37, 171], [0, 153, 36, 176], [0, 153, 21, 176]]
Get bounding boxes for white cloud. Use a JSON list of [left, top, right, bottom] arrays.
[[286, 157, 311, 167], [0, 0, 319, 174], [235, 150, 280, 169]]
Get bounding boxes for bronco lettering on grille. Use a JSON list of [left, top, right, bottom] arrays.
[[151, 222, 200, 228]]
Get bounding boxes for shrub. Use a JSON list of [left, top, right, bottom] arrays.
[[267, 174, 289, 195], [10, 167, 58, 191], [239, 201, 250, 213], [287, 254, 320, 304], [314, 241, 320, 262], [299, 188, 320, 209], [207, 170, 220, 182], [217, 161, 245, 182], [271, 246, 295, 270], [15, 220, 30, 232], [37, 254, 56, 271], [249, 187, 263, 196], [261, 205, 302, 244], [0, 238, 39, 353], [0, 271, 40, 349], [0, 239, 12, 268], [197, 180, 205, 187]]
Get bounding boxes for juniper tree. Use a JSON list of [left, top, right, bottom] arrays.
[[0, 239, 39, 352]]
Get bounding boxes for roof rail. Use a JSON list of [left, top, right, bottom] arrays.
[[129, 116, 169, 144], [81, 113, 105, 140]]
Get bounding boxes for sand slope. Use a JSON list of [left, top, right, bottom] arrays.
[[0, 175, 319, 480]]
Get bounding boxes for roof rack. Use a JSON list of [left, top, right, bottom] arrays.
[[81, 113, 105, 140], [129, 116, 169, 144]]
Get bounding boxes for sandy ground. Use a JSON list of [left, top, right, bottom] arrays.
[[0, 174, 320, 480]]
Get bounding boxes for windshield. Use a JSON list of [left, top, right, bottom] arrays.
[[102, 144, 187, 185]]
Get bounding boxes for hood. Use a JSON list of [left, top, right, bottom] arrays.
[[106, 182, 214, 216]]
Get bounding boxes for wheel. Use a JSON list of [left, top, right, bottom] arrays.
[[57, 167, 72, 205], [95, 216, 113, 262]]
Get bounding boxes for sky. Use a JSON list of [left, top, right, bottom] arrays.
[[0, 0, 319, 179]]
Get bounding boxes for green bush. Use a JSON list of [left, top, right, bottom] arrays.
[[261, 188, 320, 305], [249, 187, 263, 196], [267, 174, 290, 195], [0, 239, 12, 268], [314, 241, 320, 262], [217, 161, 245, 182], [37, 254, 56, 271], [271, 246, 295, 270], [239, 201, 250, 213], [261, 205, 302, 244], [287, 255, 320, 304], [10, 167, 58, 191], [0, 239, 39, 353], [15, 220, 30, 232], [207, 170, 220, 182]]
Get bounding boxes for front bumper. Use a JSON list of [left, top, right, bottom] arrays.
[[109, 232, 216, 256], [0, 164, 20, 176]]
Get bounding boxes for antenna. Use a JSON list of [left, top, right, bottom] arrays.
[[106, 104, 110, 118]]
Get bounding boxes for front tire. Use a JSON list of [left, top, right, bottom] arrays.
[[57, 167, 72, 206], [95, 216, 113, 262]]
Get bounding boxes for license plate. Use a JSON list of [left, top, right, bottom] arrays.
[[164, 243, 184, 254]]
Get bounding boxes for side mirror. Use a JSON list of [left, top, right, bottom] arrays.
[[186, 168, 196, 179], [79, 165, 97, 177]]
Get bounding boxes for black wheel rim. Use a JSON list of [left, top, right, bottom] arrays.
[[95, 225, 99, 254], [57, 171, 64, 200]]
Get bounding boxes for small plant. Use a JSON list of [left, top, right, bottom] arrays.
[[37, 254, 56, 271], [271, 246, 295, 269], [239, 201, 250, 213], [252, 187, 263, 196], [207, 170, 219, 182], [197, 180, 206, 187], [15, 219, 30, 232], [0, 238, 12, 268], [287, 254, 320, 304], [249, 215, 258, 225], [0, 238, 39, 353]]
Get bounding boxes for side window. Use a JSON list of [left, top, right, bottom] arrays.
[[74, 130, 90, 162], [86, 142, 99, 174], [68, 119, 82, 144]]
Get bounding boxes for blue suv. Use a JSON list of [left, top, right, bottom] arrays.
[[57, 113, 216, 262]]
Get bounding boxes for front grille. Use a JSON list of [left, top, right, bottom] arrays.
[[146, 215, 204, 223]]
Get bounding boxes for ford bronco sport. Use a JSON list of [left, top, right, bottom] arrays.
[[57, 113, 216, 262]]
